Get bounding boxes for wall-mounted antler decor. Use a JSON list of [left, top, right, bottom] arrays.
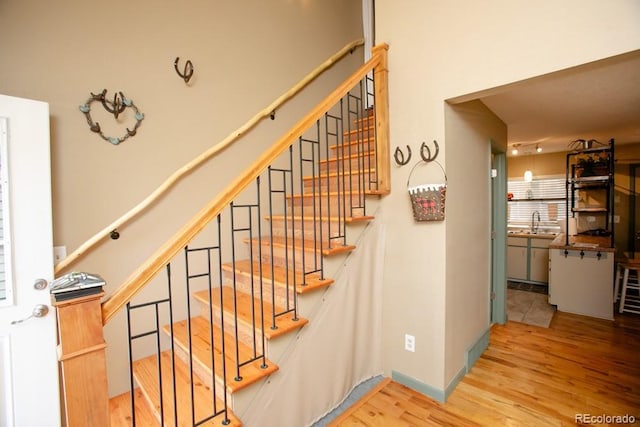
[[78, 89, 145, 145]]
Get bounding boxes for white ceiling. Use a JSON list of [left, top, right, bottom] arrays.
[[478, 50, 640, 157]]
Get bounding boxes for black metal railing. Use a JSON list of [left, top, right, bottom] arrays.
[[122, 74, 378, 425]]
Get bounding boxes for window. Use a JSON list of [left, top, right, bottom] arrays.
[[508, 176, 566, 225]]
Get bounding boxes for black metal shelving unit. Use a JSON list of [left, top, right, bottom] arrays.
[[565, 138, 615, 247]]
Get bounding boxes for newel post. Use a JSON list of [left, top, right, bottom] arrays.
[[372, 43, 390, 194], [53, 292, 110, 426]]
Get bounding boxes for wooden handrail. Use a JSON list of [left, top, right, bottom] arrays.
[[102, 43, 389, 324], [54, 38, 365, 276]]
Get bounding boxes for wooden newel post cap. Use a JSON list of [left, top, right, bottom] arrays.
[[50, 272, 105, 303]]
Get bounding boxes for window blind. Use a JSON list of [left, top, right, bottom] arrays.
[[508, 177, 566, 223]]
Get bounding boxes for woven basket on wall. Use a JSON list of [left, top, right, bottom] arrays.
[[407, 160, 447, 222]]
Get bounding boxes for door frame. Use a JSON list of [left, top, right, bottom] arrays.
[[491, 149, 507, 324]]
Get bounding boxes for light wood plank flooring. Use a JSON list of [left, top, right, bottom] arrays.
[[330, 311, 640, 426]]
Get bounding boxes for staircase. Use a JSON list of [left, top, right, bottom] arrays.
[[107, 100, 388, 426]]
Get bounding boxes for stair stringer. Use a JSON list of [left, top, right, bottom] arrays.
[[230, 202, 385, 426]]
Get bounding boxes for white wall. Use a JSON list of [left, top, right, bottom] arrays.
[[376, 0, 640, 394]]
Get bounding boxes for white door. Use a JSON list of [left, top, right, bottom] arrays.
[[0, 95, 60, 426]]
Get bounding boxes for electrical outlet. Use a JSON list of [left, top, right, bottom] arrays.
[[404, 334, 415, 352], [53, 246, 67, 265], [614, 215, 620, 224]]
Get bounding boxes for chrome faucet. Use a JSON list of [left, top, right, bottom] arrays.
[[531, 210, 541, 234]]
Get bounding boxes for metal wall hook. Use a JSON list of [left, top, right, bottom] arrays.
[[104, 91, 127, 119], [91, 89, 127, 119], [394, 145, 412, 166], [270, 109, 276, 120], [420, 140, 440, 163], [174, 57, 194, 83]]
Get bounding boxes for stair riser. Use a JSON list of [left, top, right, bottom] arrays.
[[195, 298, 267, 355], [287, 192, 365, 211], [249, 240, 322, 272], [330, 138, 376, 156], [168, 340, 233, 403], [303, 173, 378, 193], [284, 203, 367, 221], [268, 217, 343, 241], [221, 268, 295, 309], [344, 119, 375, 137], [319, 153, 376, 173]]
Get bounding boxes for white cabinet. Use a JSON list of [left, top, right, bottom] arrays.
[[530, 247, 550, 283], [507, 236, 551, 284], [548, 248, 613, 319], [530, 238, 551, 283], [507, 245, 527, 280]]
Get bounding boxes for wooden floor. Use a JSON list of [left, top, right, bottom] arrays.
[[330, 311, 640, 426]]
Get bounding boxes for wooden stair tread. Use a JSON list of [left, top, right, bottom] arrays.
[[330, 135, 375, 150], [163, 317, 279, 393], [267, 214, 375, 223], [109, 388, 158, 427], [303, 168, 375, 181], [319, 150, 376, 164], [245, 235, 356, 256], [287, 189, 386, 199], [221, 260, 333, 294], [194, 286, 309, 340], [342, 123, 374, 135], [133, 351, 242, 426]]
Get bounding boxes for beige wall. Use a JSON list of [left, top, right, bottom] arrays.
[[444, 100, 506, 385], [508, 151, 567, 178], [0, 0, 364, 396], [376, 0, 640, 394]]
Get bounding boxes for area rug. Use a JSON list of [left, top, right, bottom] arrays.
[[507, 288, 556, 328]]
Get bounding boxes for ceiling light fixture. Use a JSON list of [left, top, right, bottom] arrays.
[[536, 144, 542, 153], [511, 144, 519, 155]]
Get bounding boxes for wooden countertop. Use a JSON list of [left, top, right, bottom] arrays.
[[549, 233, 615, 252], [507, 232, 557, 240]]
